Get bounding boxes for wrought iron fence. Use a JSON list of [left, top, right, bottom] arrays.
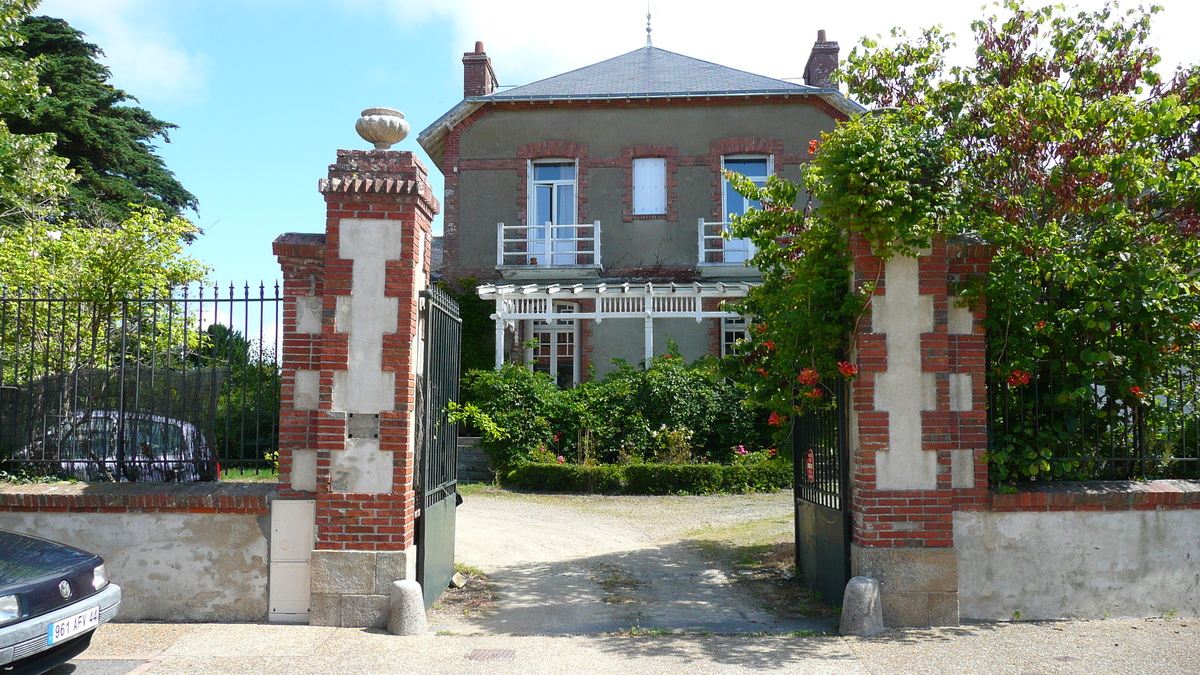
[[0, 284, 281, 482], [988, 360, 1200, 480]]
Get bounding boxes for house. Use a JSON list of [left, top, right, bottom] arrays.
[[418, 32, 863, 386]]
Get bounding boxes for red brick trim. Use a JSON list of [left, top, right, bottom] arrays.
[[515, 141, 592, 225], [707, 138, 786, 221], [0, 483, 274, 515], [620, 146, 679, 223], [988, 480, 1200, 512], [849, 233, 995, 548]]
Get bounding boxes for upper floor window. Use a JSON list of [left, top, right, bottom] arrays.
[[722, 156, 772, 221], [531, 161, 576, 227], [632, 158, 667, 215]]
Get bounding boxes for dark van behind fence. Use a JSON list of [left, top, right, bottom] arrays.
[[0, 284, 281, 481]]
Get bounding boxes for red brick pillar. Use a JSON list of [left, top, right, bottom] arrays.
[[273, 148, 439, 628], [847, 234, 992, 626]]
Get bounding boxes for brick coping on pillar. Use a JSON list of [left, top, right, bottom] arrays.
[[0, 481, 275, 515], [988, 479, 1200, 512]]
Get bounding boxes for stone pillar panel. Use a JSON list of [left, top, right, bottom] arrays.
[[872, 253, 938, 490]]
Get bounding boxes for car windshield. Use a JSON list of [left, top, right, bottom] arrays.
[[57, 416, 191, 460]]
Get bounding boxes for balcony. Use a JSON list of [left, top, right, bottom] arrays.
[[697, 219, 758, 278], [497, 221, 602, 281]]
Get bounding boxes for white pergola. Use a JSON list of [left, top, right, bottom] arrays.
[[477, 281, 757, 366]]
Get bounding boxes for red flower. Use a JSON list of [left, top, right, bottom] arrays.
[[1130, 386, 1146, 399], [757, 367, 769, 378], [1006, 370, 1031, 387], [767, 448, 778, 458], [1035, 321, 1046, 331], [808, 139, 819, 154], [804, 388, 823, 399], [768, 412, 786, 426], [797, 367, 820, 386], [756, 324, 768, 334], [837, 361, 858, 377], [764, 341, 776, 350]]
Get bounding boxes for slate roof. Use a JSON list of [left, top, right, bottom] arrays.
[[486, 46, 817, 100], [417, 45, 864, 169]]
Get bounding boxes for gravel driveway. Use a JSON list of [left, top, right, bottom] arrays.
[[427, 487, 836, 636]]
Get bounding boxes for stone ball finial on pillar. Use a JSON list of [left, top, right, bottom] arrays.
[[355, 107, 410, 150]]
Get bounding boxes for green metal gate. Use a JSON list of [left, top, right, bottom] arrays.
[[793, 375, 851, 604], [415, 286, 461, 610]]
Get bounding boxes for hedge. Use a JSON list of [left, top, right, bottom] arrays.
[[502, 462, 792, 495]]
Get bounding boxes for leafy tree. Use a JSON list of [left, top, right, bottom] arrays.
[[0, 15, 196, 223], [824, 1, 1200, 481], [199, 324, 280, 466], [0, 1, 71, 226], [0, 208, 207, 383], [0, 207, 205, 296]]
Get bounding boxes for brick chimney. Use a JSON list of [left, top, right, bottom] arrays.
[[462, 41, 498, 98], [803, 29, 839, 89]]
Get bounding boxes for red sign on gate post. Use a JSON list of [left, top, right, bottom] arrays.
[[805, 448, 815, 483]]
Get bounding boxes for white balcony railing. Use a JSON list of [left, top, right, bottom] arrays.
[[497, 221, 601, 268], [698, 219, 755, 265]]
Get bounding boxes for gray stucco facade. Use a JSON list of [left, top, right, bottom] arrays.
[[420, 44, 860, 379]]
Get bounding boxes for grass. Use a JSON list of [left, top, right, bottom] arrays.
[[220, 466, 278, 482], [454, 562, 484, 576], [620, 626, 674, 637]]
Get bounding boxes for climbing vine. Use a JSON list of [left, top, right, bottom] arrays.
[[730, 0, 1200, 483]]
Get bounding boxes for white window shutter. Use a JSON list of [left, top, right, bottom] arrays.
[[632, 158, 667, 215]]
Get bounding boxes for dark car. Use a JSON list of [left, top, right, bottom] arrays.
[[0, 531, 121, 674], [21, 411, 218, 483]]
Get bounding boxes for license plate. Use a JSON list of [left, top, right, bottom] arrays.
[[47, 605, 99, 646]]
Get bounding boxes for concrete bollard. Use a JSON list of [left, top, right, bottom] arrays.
[[839, 576, 885, 636], [388, 580, 427, 636]]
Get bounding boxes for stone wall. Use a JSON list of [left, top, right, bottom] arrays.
[[0, 482, 273, 622], [956, 480, 1200, 620]]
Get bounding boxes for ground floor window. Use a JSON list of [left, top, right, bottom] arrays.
[[527, 301, 579, 387], [721, 316, 748, 357]]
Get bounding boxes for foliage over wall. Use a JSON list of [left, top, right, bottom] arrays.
[[804, 0, 1200, 483]]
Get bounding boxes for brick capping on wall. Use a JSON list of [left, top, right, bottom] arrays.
[[0, 482, 275, 515], [988, 479, 1200, 511]]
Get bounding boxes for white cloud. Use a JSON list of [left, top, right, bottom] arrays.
[[351, 0, 1198, 89], [36, 0, 210, 104]]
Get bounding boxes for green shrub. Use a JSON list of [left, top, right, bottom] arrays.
[[504, 463, 624, 493], [503, 462, 791, 495], [625, 464, 724, 495], [460, 349, 771, 468]]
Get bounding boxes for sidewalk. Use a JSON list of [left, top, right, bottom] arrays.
[[72, 617, 1200, 675]]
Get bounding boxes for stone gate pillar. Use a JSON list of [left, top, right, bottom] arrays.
[[847, 234, 992, 626], [273, 113, 439, 628]]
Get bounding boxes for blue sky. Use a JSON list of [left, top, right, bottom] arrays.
[[34, 0, 1200, 287]]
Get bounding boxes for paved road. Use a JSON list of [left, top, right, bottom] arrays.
[[54, 618, 1200, 674], [431, 488, 831, 635], [44, 489, 1200, 672]]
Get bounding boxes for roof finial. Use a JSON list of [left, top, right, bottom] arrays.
[[645, 3, 652, 47]]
